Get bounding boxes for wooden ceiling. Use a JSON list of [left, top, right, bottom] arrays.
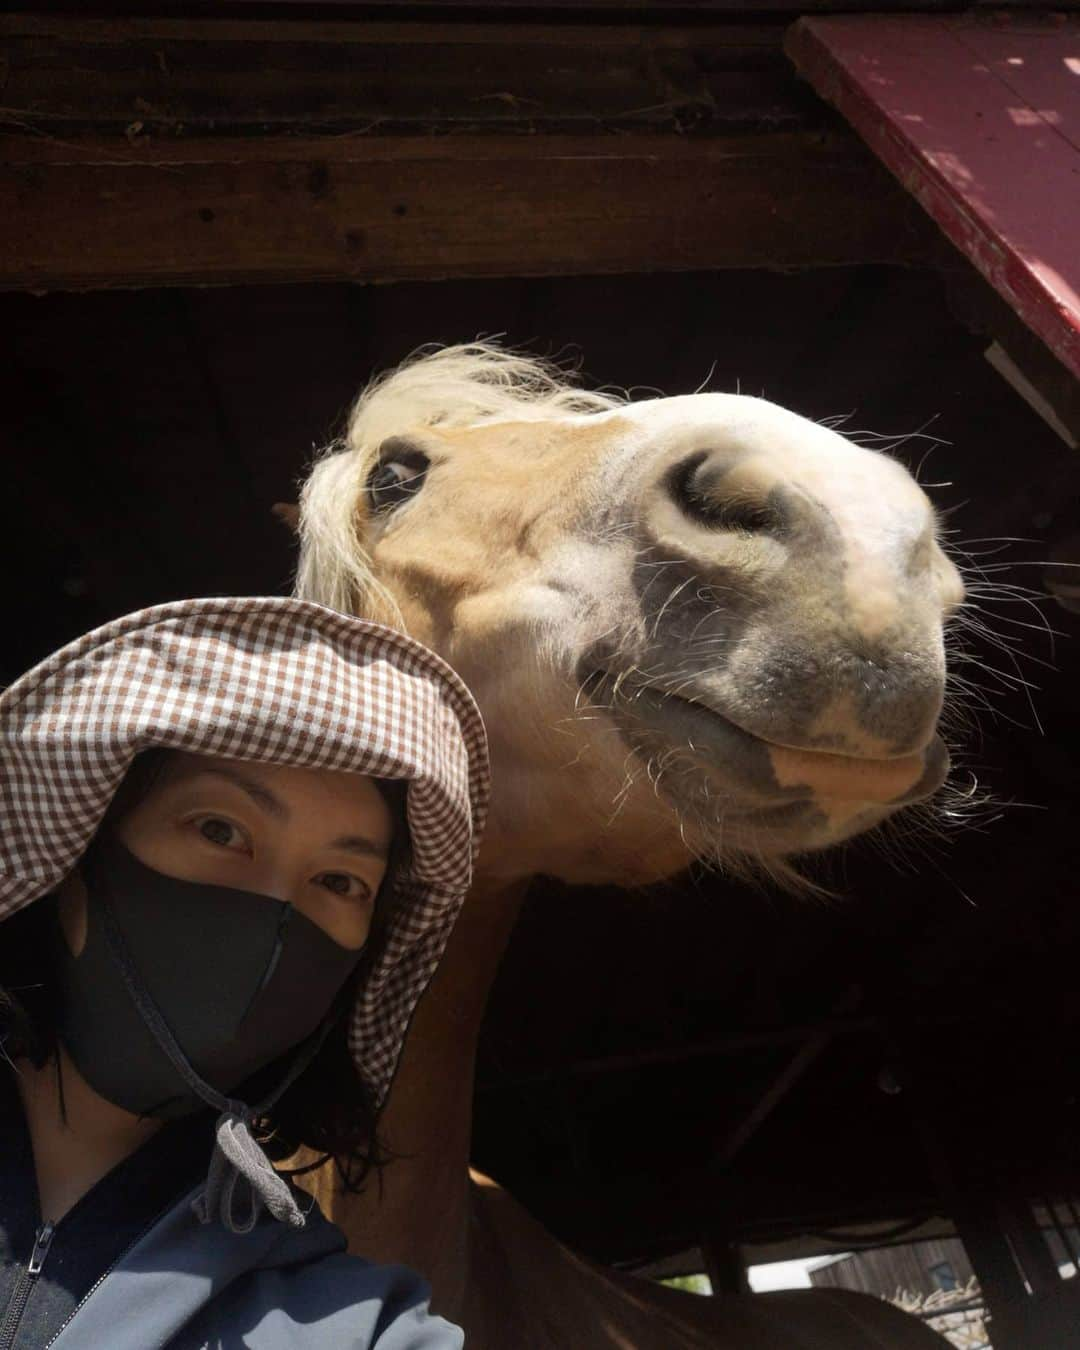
[[0, 11, 941, 289]]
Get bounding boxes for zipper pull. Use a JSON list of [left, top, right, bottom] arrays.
[[28, 1222, 55, 1277]]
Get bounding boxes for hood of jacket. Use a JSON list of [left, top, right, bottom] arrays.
[[0, 596, 489, 1111]]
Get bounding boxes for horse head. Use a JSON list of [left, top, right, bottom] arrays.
[[296, 344, 963, 887]]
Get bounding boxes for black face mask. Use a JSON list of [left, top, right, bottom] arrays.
[[52, 836, 362, 1122]]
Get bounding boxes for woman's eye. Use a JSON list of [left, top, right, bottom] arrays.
[[315, 872, 369, 900], [197, 817, 243, 849]]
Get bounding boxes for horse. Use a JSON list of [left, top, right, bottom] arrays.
[[291, 343, 960, 1348]]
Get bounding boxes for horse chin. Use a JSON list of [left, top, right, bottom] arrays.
[[582, 668, 949, 857], [677, 786, 896, 859]]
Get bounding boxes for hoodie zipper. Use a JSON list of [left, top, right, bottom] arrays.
[[0, 1222, 56, 1350], [42, 1193, 186, 1350]]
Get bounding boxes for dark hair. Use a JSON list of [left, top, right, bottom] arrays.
[[0, 749, 411, 1193], [0, 901, 55, 1068]]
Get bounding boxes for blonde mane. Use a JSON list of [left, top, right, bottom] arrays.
[[295, 342, 624, 620]]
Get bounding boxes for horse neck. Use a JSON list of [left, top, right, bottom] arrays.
[[380, 872, 528, 1146], [342, 875, 527, 1315], [428, 874, 530, 1030]]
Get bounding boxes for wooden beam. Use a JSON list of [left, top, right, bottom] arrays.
[[711, 1028, 835, 1168], [0, 12, 941, 289], [945, 267, 1080, 446], [700, 1235, 749, 1294], [476, 1011, 969, 1088], [0, 131, 937, 291], [0, 14, 813, 140], [43, 0, 1080, 15]]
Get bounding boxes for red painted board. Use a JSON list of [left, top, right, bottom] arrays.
[[787, 14, 1080, 382]]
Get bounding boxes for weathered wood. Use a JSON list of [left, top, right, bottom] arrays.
[[0, 12, 943, 290], [810, 1238, 974, 1300], [0, 14, 811, 139], [206, 0, 1080, 12], [0, 130, 937, 290], [787, 14, 1080, 382], [945, 268, 1080, 446]]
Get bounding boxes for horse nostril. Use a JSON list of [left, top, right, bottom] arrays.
[[668, 452, 782, 537]]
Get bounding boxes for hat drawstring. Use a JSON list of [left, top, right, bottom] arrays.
[[194, 1111, 305, 1233]]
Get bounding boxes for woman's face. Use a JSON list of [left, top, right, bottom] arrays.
[[63, 754, 394, 952]]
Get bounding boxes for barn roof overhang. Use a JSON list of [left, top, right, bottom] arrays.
[[0, 11, 945, 291]]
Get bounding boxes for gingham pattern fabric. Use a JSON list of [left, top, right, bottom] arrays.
[[0, 597, 489, 1110]]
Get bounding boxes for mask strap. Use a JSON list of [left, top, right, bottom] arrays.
[[93, 876, 336, 1234]]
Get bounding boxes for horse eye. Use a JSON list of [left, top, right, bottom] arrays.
[[367, 444, 430, 513]]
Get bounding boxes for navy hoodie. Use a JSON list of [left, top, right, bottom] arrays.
[[0, 1081, 461, 1350]]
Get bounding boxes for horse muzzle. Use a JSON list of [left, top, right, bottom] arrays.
[[588, 670, 950, 809]]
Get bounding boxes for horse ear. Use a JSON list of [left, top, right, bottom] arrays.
[[272, 502, 301, 534]]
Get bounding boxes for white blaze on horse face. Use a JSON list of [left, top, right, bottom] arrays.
[[605, 392, 942, 615], [783, 432, 935, 646]]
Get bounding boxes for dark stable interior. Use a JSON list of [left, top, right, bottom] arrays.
[[6, 266, 1080, 1280]]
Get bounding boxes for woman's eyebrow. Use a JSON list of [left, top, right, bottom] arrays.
[[192, 768, 289, 819], [185, 771, 387, 855]]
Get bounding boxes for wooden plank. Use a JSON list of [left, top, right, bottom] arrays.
[[0, 12, 937, 289], [787, 14, 1080, 382], [945, 268, 1080, 447], [808, 1237, 974, 1300], [949, 17, 1080, 157], [0, 13, 745, 39], [0, 13, 784, 44], [0, 14, 805, 139], [130, 0, 1080, 12], [0, 131, 936, 290]]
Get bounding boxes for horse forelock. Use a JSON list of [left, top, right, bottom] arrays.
[[347, 342, 623, 443], [296, 342, 625, 623]]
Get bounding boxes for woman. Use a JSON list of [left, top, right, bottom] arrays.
[[0, 596, 489, 1349]]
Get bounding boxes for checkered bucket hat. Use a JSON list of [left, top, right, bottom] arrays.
[[0, 596, 490, 1112]]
